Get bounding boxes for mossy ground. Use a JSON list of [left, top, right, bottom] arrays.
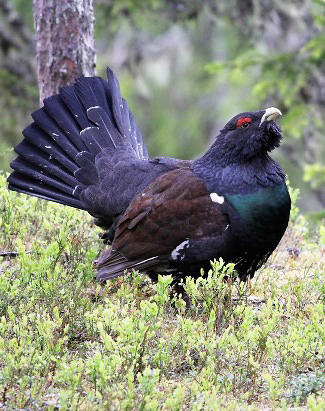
[[0, 174, 324, 411]]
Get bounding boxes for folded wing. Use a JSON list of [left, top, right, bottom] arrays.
[[97, 169, 230, 280]]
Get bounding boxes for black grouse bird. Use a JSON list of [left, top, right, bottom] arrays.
[[8, 68, 291, 283]]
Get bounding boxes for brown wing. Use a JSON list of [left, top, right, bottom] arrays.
[[97, 169, 229, 280]]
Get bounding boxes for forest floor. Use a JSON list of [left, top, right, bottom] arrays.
[[0, 173, 324, 411]]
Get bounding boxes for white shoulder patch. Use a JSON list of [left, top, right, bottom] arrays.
[[210, 192, 224, 204], [171, 239, 189, 261]]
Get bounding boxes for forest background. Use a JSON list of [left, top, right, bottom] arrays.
[[0, 0, 324, 217]]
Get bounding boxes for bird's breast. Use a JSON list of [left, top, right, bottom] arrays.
[[226, 182, 291, 244]]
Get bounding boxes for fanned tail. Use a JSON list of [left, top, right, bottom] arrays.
[[8, 68, 149, 211]]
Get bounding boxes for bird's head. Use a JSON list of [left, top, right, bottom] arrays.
[[211, 107, 283, 164]]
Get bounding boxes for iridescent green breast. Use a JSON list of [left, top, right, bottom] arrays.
[[226, 182, 291, 233]]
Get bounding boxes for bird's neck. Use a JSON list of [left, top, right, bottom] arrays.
[[193, 152, 286, 196], [193, 152, 290, 242]]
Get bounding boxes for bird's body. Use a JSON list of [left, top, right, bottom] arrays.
[[8, 68, 291, 283]]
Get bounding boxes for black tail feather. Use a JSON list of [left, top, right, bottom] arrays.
[[79, 126, 109, 155], [107, 69, 132, 142], [59, 85, 91, 129], [87, 107, 123, 148], [10, 158, 76, 195], [8, 171, 84, 209], [74, 77, 113, 124], [129, 110, 148, 159]]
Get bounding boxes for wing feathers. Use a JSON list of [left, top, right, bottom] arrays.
[[94, 169, 229, 279]]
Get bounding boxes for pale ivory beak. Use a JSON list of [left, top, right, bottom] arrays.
[[259, 107, 282, 126]]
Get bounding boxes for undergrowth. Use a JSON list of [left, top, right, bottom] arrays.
[[0, 173, 324, 410]]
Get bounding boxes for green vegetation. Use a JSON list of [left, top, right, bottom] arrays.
[[0, 174, 324, 410]]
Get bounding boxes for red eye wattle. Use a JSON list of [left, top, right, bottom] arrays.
[[236, 117, 252, 128]]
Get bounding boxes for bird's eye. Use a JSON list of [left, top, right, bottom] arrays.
[[236, 117, 252, 129]]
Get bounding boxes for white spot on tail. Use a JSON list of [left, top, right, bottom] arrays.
[[210, 193, 224, 204], [171, 240, 189, 261]]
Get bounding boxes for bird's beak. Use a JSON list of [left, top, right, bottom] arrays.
[[259, 107, 282, 127]]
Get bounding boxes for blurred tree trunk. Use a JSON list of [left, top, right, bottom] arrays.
[[33, 0, 96, 105]]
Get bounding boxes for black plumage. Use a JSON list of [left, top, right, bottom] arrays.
[[8, 68, 291, 283]]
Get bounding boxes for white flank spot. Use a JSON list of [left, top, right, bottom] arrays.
[[52, 133, 59, 137], [225, 224, 230, 231], [210, 193, 224, 204], [45, 146, 51, 149], [171, 240, 189, 261]]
